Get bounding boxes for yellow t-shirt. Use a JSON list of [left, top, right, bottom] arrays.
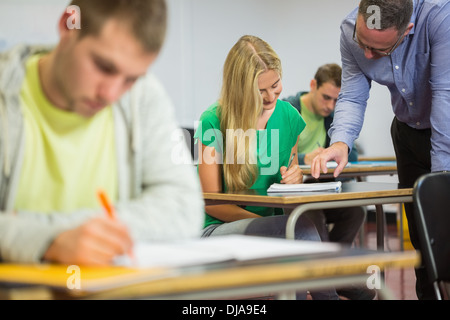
[[297, 98, 326, 154], [14, 54, 118, 214]]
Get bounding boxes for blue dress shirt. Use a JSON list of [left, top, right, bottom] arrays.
[[330, 0, 450, 172]]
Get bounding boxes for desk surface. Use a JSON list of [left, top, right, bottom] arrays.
[[85, 249, 419, 300], [204, 182, 412, 208], [358, 157, 396, 162], [0, 248, 419, 300]]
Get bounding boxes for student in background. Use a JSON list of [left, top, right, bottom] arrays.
[[310, 0, 450, 299], [283, 64, 365, 245], [284, 64, 358, 166], [0, 0, 204, 266], [195, 35, 339, 300], [284, 64, 372, 300]]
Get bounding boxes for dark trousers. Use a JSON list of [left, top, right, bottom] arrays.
[[306, 207, 366, 245], [391, 117, 434, 299]]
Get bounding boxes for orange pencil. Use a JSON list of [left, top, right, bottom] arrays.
[[96, 189, 135, 264], [97, 189, 116, 219]]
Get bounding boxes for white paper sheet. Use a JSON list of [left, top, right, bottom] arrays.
[[115, 235, 340, 268]]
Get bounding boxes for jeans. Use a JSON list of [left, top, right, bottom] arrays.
[[306, 207, 366, 244]]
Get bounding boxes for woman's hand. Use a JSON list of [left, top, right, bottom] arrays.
[[280, 164, 303, 184]]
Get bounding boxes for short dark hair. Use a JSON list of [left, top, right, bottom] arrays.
[[314, 63, 342, 88], [358, 0, 413, 32], [69, 0, 167, 53]]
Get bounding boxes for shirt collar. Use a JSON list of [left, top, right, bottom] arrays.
[[409, 0, 424, 35]]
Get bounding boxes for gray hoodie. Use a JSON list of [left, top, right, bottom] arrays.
[[0, 45, 204, 263]]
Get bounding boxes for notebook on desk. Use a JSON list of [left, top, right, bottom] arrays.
[[299, 161, 397, 170], [299, 161, 349, 170], [267, 181, 342, 193], [0, 235, 340, 294], [116, 235, 341, 268]]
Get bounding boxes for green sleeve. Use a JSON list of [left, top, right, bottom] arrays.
[[193, 104, 224, 153], [286, 101, 306, 146]]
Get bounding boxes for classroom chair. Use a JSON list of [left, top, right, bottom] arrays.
[[182, 127, 197, 162], [413, 171, 450, 300]]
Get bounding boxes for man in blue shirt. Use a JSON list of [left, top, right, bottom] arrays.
[[311, 0, 450, 299]]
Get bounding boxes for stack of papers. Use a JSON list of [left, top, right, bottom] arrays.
[[299, 161, 350, 170], [267, 181, 342, 193]]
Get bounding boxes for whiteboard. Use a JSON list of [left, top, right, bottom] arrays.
[[0, 0, 395, 158]]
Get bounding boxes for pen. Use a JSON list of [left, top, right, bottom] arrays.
[[97, 189, 116, 220], [97, 189, 135, 263], [287, 153, 295, 170]]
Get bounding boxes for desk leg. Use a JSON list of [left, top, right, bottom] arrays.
[[398, 205, 404, 251], [375, 205, 385, 251], [374, 205, 388, 288], [286, 200, 389, 241], [377, 285, 396, 300], [286, 197, 411, 245]]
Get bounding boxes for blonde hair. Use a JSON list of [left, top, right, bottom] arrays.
[[219, 35, 282, 191]]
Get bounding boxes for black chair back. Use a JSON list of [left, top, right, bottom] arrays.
[[413, 172, 450, 299]]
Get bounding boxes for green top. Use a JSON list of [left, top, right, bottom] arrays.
[[297, 97, 326, 153], [194, 99, 306, 227]]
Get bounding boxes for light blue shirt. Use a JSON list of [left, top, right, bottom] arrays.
[[330, 0, 450, 172]]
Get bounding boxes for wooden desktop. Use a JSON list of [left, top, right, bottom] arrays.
[[204, 181, 412, 250]]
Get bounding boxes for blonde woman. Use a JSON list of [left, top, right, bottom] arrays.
[[194, 35, 338, 300]]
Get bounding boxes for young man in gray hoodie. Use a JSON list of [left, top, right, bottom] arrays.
[[0, 0, 204, 265]]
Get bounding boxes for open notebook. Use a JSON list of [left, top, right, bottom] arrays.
[[267, 181, 342, 193], [115, 235, 341, 268]]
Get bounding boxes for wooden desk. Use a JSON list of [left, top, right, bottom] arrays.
[[358, 156, 396, 162], [0, 248, 419, 300], [204, 182, 412, 250], [86, 249, 419, 300]]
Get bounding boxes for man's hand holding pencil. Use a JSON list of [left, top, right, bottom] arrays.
[[42, 190, 134, 266]]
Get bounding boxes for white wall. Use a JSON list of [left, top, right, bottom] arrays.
[[0, 0, 395, 158]]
